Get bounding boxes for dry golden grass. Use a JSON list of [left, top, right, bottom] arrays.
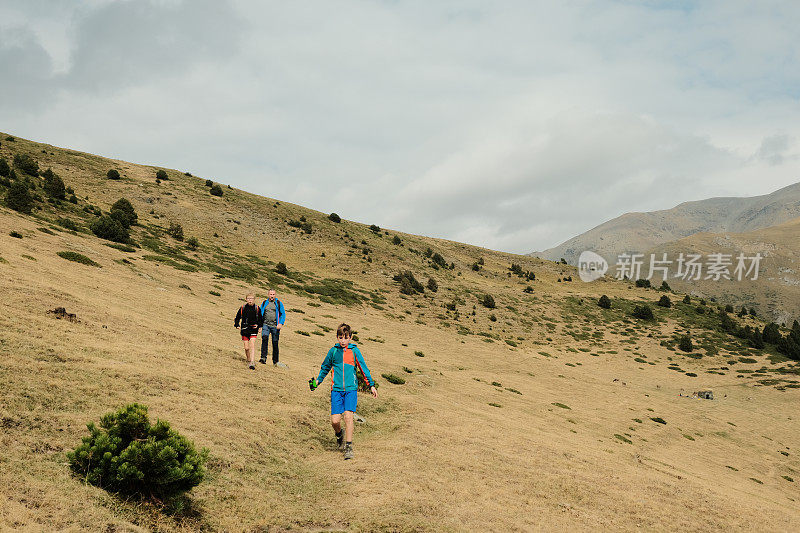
[[1, 134, 799, 531]]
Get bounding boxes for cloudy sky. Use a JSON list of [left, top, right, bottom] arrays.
[[1, 1, 799, 254]]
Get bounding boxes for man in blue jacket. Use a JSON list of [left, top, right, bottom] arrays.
[[259, 289, 286, 367], [310, 323, 378, 460]]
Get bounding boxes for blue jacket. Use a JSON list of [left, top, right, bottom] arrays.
[[259, 298, 285, 332], [317, 343, 375, 392]]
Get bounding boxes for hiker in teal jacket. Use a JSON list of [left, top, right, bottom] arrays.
[[310, 323, 377, 460], [259, 289, 286, 366]]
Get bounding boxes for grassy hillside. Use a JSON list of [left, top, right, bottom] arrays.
[[1, 132, 799, 531], [640, 216, 800, 325]]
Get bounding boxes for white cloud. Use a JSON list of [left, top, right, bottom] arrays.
[[1, 0, 799, 254]]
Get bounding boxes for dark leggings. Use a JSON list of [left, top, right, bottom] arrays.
[[261, 326, 280, 363]]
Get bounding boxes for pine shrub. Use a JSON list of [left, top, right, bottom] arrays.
[[91, 215, 129, 243], [110, 198, 138, 228], [209, 184, 223, 197], [107, 169, 120, 180], [598, 295, 611, 309], [5, 182, 34, 213], [13, 154, 39, 177], [657, 295, 672, 308], [481, 294, 496, 309], [678, 334, 693, 352], [632, 305, 654, 320], [67, 403, 208, 500], [328, 212, 341, 223], [167, 222, 184, 241]]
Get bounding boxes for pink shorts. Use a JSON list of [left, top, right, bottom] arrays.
[[241, 334, 258, 341]]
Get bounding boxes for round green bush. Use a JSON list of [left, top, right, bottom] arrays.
[[156, 169, 168, 180], [632, 304, 654, 320], [67, 404, 208, 500], [598, 295, 611, 309], [110, 198, 138, 228], [657, 295, 672, 308], [91, 215, 129, 243], [328, 212, 341, 223], [209, 184, 223, 197], [5, 181, 34, 213], [107, 169, 120, 180], [678, 334, 693, 352]]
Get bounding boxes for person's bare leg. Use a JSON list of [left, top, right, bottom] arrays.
[[343, 411, 354, 442], [330, 413, 342, 434], [248, 338, 256, 364], [242, 339, 250, 363]]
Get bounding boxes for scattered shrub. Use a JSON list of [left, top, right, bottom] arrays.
[[657, 295, 672, 308], [275, 262, 288, 275], [489, 314, 497, 322], [13, 154, 39, 177], [57, 251, 100, 267], [0, 157, 9, 177], [392, 235, 402, 245], [381, 373, 406, 385], [678, 334, 693, 352], [369, 224, 380, 233], [91, 215, 129, 243], [156, 169, 168, 181], [393, 271, 424, 294], [186, 236, 199, 250], [110, 198, 138, 228], [598, 295, 611, 309], [66, 403, 208, 500], [210, 184, 223, 196], [9, 230, 23, 238], [551, 402, 571, 409], [328, 212, 341, 223], [209, 290, 221, 296], [660, 280, 671, 291], [167, 222, 184, 241], [205, 179, 213, 187], [414, 351, 424, 357], [40, 169, 65, 199], [5, 182, 34, 213], [56, 217, 79, 231], [632, 305, 654, 320], [635, 278, 651, 288], [288, 219, 312, 233], [471, 262, 481, 271], [426, 277, 438, 292], [481, 294, 496, 309], [724, 304, 734, 313], [650, 417, 667, 424], [106, 169, 120, 180]]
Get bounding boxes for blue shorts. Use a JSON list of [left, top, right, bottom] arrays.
[[331, 390, 357, 415]]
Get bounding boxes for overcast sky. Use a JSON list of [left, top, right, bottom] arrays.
[[1, 1, 799, 254]]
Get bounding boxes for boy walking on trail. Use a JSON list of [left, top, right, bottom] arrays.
[[309, 323, 377, 460], [234, 293, 263, 370], [259, 289, 286, 367]]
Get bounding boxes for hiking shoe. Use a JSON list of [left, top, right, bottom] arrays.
[[336, 432, 344, 450], [259, 358, 267, 364], [276, 362, 288, 369], [249, 363, 255, 370], [343, 443, 353, 460]]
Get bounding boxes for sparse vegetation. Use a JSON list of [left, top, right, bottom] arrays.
[[382, 373, 406, 384], [106, 169, 120, 180], [91, 215, 129, 243], [598, 295, 611, 309], [5, 182, 34, 213], [57, 251, 100, 267], [167, 222, 184, 241]]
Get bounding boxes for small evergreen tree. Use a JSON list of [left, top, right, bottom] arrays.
[[67, 403, 208, 501], [13, 154, 39, 176], [678, 334, 693, 352], [660, 280, 671, 291], [110, 198, 138, 228], [481, 294, 496, 309], [167, 222, 184, 241], [205, 179, 213, 187], [186, 236, 199, 250], [4, 181, 34, 213], [427, 277, 438, 292], [657, 295, 672, 308], [107, 169, 121, 180], [275, 262, 287, 275], [683, 295, 691, 304], [635, 278, 651, 288], [210, 184, 223, 196], [724, 304, 734, 313], [156, 169, 168, 181], [392, 235, 402, 245], [91, 215, 129, 243], [328, 212, 341, 223], [0, 157, 10, 177], [763, 322, 782, 344], [632, 305, 654, 320], [598, 295, 611, 309], [369, 224, 380, 233]]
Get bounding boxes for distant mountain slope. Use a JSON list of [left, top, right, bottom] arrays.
[[640, 215, 800, 324], [530, 181, 800, 265]]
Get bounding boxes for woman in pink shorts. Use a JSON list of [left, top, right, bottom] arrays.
[[234, 293, 263, 370]]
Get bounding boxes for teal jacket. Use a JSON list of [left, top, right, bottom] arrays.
[[316, 343, 375, 392]]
